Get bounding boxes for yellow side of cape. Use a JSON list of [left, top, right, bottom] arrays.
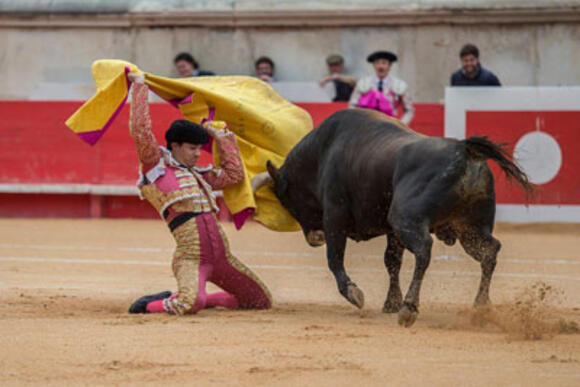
[[66, 60, 311, 231]]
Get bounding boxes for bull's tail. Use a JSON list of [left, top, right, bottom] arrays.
[[462, 136, 534, 195]]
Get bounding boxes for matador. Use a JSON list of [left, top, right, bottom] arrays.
[[127, 72, 272, 315]]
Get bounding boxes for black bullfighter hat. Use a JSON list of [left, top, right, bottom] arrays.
[[367, 51, 398, 63], [165, 120, 209, 148]]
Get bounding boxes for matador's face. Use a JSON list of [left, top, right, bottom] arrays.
[[171, 142, 203, 168]]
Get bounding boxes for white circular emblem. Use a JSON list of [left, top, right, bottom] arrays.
[[513, 131, 562, 185]]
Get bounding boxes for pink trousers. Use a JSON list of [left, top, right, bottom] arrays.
[[147, 212, 272, 315]]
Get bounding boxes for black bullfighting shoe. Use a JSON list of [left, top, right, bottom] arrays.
[[128, 291, 172, 314]]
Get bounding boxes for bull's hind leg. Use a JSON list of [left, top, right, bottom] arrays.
[[382, 232, 404, 313], [458, 227, 501, 306]]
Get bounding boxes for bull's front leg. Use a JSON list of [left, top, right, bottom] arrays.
[[324, 228, 364, 309]]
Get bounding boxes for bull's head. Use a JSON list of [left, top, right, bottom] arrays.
[[252, 161, 325, 247]]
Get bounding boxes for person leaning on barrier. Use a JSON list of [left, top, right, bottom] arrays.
[[174, 52, 215, 77], [349, 50, 414, 125], [318, 54, 357, 102], [450, 44, 501, 86]]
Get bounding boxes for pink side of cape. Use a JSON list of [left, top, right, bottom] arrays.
[[77, 66, 131, 146]]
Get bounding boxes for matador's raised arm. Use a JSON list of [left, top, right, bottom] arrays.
[[129, 77, 161, 172]]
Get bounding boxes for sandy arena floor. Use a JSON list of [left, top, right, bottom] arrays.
[[0, 218, 579, 386]]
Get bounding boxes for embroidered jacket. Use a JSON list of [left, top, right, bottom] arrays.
[[129, 83, 244, 223]]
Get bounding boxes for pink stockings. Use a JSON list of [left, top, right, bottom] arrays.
[[146, 292, 238, 313]]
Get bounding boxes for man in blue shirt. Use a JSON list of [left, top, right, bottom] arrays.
[[451, 44, 501, 86]]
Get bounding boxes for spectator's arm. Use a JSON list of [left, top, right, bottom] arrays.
[[129, 75, 161, 171], [258, 74, 273, 83], [348, 81, 362, 108], [318, 74, 333, 87], [492, 74, 501, 86], [400, 92, 415, 126], [334, 74, 358, 87]]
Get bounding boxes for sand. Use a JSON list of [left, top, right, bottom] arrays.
[[0, 219, 578, 386]]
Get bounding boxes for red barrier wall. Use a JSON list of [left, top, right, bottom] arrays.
[[0, 101, 443, 218], [466, 110, 580, 205]]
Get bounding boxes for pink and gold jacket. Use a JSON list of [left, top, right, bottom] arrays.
[[129, 83, 244, 225]]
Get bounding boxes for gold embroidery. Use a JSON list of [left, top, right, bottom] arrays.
[[170, 220, 201, 314], [175, 171, 194, 178], [178, 177, 199, 188], [171, 200, 203, 212], [140, 175, 219, 216]]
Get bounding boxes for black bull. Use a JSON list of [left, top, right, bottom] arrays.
[[254, 109, 532, 327]]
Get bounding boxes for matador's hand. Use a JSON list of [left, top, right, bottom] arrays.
[[128, 72, 145, 84], [205, 123, 229, 139]]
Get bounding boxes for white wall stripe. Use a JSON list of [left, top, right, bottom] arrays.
[[0, 243, 578, 266], [0, 256, 578, 282]]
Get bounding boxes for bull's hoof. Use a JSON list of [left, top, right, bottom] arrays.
[[382, 288, 402, 313], [382, 298, 401, 313], [346, 283, 365, 309], [398, 303, 418, 327], [306, 230, 326, 247], [474, 294, 491, 308]]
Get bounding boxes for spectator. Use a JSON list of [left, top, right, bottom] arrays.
[[255, 56, 276, 83], [451, 44, 501, 86], [319, 54, 357, 102], [173, 52, 215, 77], [349, 50, 414, 125]]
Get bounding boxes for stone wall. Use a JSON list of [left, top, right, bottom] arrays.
[[0, 0, 579, 101]]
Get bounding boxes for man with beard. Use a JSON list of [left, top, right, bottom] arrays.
[[451, 44, 501, 86], [254, 56, 276, 83]]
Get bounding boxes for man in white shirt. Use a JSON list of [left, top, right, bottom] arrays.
[[348, 51, 414, 125]]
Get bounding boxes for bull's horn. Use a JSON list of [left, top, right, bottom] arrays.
[[251, 172, 273, 193]]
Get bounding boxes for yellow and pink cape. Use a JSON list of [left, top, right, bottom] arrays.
[[66, 60, 312, 231]]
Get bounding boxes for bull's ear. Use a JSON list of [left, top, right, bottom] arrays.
[[266, 160, 280, 182]]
